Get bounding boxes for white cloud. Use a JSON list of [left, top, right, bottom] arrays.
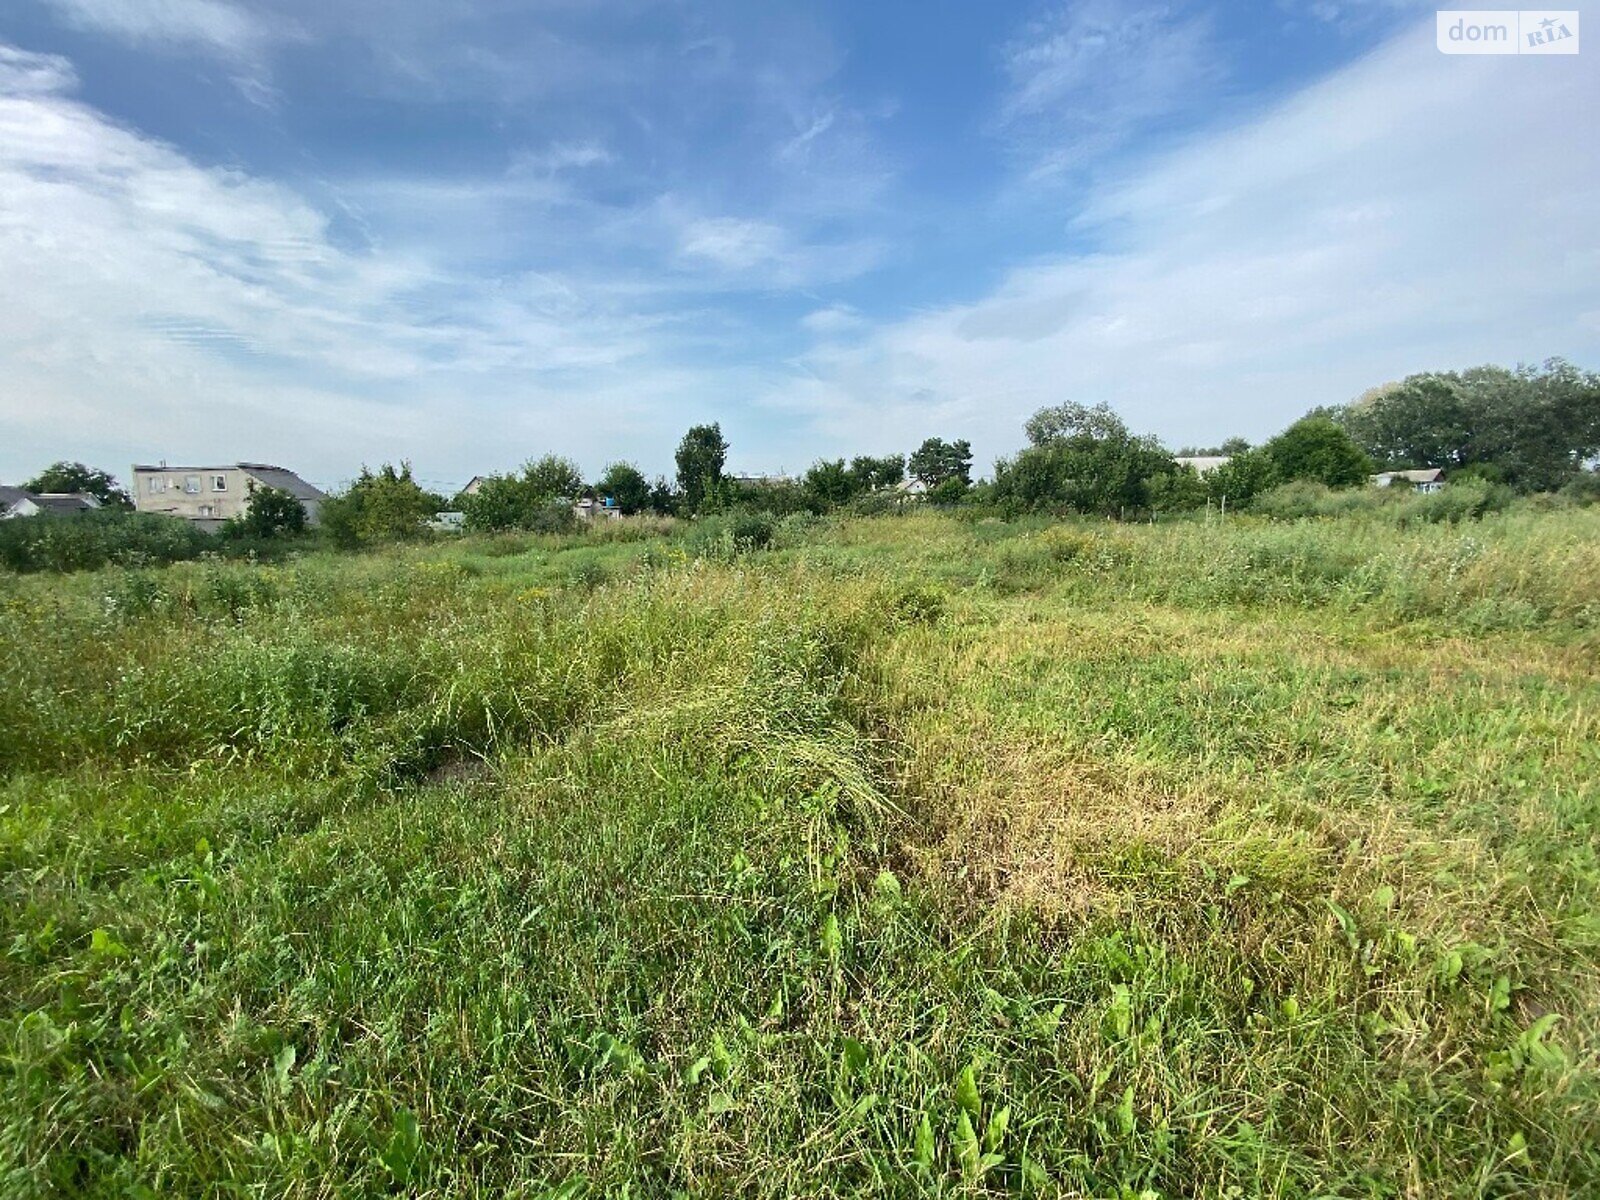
[[0, 45, 725, 484], [0, 44, 77, 93], [39, 0, 280, 58], [764, 21, 1600, 468], [998, 1, 1224, 177], [801, 304, 866, 337]]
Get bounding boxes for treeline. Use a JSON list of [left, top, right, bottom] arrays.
[[5, 358, 1596, 569]]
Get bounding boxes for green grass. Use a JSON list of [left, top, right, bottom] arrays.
[[2, 507, 1598, 1196]]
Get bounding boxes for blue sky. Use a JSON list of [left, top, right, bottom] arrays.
[[1, 0, 1596, 492]]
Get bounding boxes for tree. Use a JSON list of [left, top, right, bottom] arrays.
[[1024, 402, 1127, 447], [908, 438, 973, 489], [320, 463, 436, 546], [461, 456, 583, 532], [1332, 359, 1599, 492], [23, 462, 132, 509], [1337, 375, 1472, 470], [803, 459, 858, 509], [675, 423, 729, 514], [847, 454, 905, 491], [523, 455, 584, 502], [648, 477, 679, 516], [234, 486, 306, 538], [1263, 416, 1371, 488], [1206, 446, 1280, 507], [596, 462, 651, 515], [992, 404, 1175, 516]]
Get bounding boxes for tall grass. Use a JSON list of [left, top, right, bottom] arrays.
[[2, 509, 1597, 1196]]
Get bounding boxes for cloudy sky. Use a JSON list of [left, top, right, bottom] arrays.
[[0, 0, 1595, 491]]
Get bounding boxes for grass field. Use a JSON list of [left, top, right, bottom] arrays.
[[2, 508, 1598, 1197]]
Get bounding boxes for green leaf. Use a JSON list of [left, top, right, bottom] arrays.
[[821, 913, 842, 960], [841, 1036, 868, 1077], [89, 928, 129, 959], [272, 1044, 296, 1090], [377, 1108, 422, 1185], [1114, 1085, 1136, 1137], [1326, 899, 1360, 949], [1490, 975, 1512, 1013], [683, 1055, 712, 1086], [983, 1103, 1010, 1154], [709, 1033, 734, 1080], [912, 1112, 935, 1172], [954, 1063, 981, 1117], [953, 1111, 980, 1181]]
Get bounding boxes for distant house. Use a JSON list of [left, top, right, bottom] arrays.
[[573, 496, 622, 522], [429, 511, 466, 532], [1372, 468, 1445, 493], [460, 476, 488, 497], [896, 478, 928, 497], [1174, 455, 1231, 475], [130, 462, 327, 531], [0, 488, 101, 519]]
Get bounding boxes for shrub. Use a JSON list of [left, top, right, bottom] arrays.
[[0, 510, 214, 573]]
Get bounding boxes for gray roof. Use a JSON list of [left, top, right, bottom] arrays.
[[239, 464, 327, 502], [0, 485, 31, 507], [23, 493, 100, 513]]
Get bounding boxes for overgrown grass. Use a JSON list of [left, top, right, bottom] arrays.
[[2, 509, 1597, 1196]]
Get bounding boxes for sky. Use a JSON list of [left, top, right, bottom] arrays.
[[0, 0, 1595, 493]]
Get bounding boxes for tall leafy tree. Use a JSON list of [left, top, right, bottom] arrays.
[[1263, 416, 1371, 488], [320, 463, 436, 545], [596, 462, 651, 514], [908, 438, 973, 489], [847, 454, 905, 491], [235, 487, 307, 538], [993, 404, 1176, 515], [803, 459, 858, 509], [1333, 359, 1599, 492], [675, 423, 729, 514], [461, 456, 583, 531], [23, 461, 132, 509]]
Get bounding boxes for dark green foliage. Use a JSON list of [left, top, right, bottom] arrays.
[[1336, 359, 1600, 492], [227, 486, 307, 539], [20, 461, 133, 509], [648, 477, 679, 516], [803, 459, 859, 509], [461, 457, 582, 532], [1146, 465, 1207, 513], [320, 463, 437, 546], [675, 423, 729, 514], [729, 476, 811, 516], [1208, 446, 1281, 507], [908, 438, 972, 489], [595, 463, 651, 515], [848, 454, 905, 491], [0, 509, 213, 572], [1264, 416, 1372, 488], [992, 404, 1176, 515], [926, 476, 971, 504]]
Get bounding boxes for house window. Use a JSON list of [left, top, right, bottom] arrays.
[[147, 477, 167, 494], [184, 475, 201, 494], [198, 504, 216, 517], [211, 474, 228, 491]]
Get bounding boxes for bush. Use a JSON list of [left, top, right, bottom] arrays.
[[0, 510, 215, 573]]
